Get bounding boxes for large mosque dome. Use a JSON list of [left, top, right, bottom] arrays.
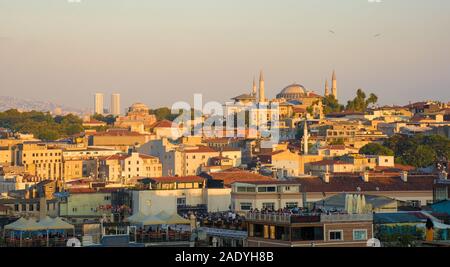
[[276, 84, 308, 100], [129, 102, 150, 113]]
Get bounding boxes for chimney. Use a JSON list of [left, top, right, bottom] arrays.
[[401, 171, 408, 182], [39, 197, 47, 220], [361, 171, 369, 183], [322, 172, 330, 183]]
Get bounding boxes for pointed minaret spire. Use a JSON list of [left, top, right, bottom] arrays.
[[303, 119, 309, 155], [252, 76, 257, 97], [258, 70, 265, 103], [331, 70, 337, 99], [325, 79, 330, 97]]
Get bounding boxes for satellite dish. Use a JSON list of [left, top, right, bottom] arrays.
[[66, 238, 81, 247]]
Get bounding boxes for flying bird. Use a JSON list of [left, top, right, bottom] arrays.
[[373, 33, 381, 38], [329, 30, 335, 34]]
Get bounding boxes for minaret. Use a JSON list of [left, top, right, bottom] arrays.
[[331, 70, 337, 99], [303, 119, 309, 155], [324, 80, 330, 97], [252, 77, 257, 97], [258, 70, 265, 103]]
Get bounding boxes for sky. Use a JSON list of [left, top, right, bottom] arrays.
[[0, 0, 449, 112]]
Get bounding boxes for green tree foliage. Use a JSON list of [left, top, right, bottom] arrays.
[[330, 138, 345, 145], [345, 89, 378, 112], [149, 107, 182, 121], [322, 95, 344, 114], [0, 109, 84, 141], [383, 134, 449, 168], [402, 145, 437, 168], [359, 143, 394, 156], [92, 114, 116, 125]]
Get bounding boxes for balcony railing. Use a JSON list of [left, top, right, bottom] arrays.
[[320, 213, 373, 222], [246, 212, 373, 224]]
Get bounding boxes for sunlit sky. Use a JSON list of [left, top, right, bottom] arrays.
[[1, 0, 449, 112]]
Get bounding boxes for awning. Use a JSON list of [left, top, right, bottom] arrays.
[[126, 211, 148, 224], [38, 217, 74, 230], [4, 218, 45, 231]]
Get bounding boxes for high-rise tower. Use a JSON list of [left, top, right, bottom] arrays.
[[258, 70, 265, 103], [111, 93, 121, 116], [94, 93, 104, 115], [324, 80, 330, 97], [331, 70, 337, 99]]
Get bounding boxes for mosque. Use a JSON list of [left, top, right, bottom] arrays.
[[229, 70, 338, 121]]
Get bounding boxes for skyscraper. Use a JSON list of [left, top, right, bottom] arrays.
[[94, 93, 104, 115], [111, 93, 121, 116]]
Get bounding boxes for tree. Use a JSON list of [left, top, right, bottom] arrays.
[[0, 109, 85, 141], [346, 89, 378, 112], [149, 107, 181, 121], [92, 114, 116, 125], [360, 143, 394, 156], [322, 95, 344, 114], [402, 145, 437, 168], [330, 138, 345, 145]]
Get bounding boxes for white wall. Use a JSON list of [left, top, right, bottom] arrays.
[[132, 188, 232, 215]]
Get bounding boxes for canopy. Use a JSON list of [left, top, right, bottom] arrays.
[[126, 211, 148, 224], [4, 218, 44, 231], [156, 211, 171, 221], [162, 213, 190, 225], [141, 214, 166, 226], [38, 217, 74, 230]]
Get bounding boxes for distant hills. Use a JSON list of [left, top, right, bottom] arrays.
[[0, 96, 88, 115]]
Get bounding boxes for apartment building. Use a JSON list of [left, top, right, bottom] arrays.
[[14, 143, 63, 180], [98, 152, 162, 183]]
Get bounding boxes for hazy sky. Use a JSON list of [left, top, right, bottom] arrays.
[[1, 0, 449, 112]]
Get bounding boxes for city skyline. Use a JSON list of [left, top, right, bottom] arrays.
[[1, 0, 449, 110]]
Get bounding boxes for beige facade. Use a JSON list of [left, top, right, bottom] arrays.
[[99, 152, 162, 183], [0, 147, 13, 165], [231, 182, 303, 213], [132, 188, 231, 215], [15, 143, 63, 180]]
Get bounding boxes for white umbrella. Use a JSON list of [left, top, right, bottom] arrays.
[[361, 195, 367, 213], [352, 195, 358, 214], [347, 194, 354, 214]]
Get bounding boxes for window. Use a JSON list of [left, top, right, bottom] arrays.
[[329, 230, 343, 241], [240, 202, 252, 211], [285, 202, 298, 209], [104, 196, 110, 201], [258, 186, 276, 193], [177, 197, 186, 206], [262, 202, 275, 210], [353, 229, 368, 241]]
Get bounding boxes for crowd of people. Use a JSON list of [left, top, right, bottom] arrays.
[[181, 210, 246, 230]]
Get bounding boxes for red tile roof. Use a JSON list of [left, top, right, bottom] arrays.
[[146, 176, 205, 183], [151, 120, 176, 128], [297, 175, 435, 193], [309, 160, 351, 166], [201, 170, 275, 187], [184, 146, 218, 153]]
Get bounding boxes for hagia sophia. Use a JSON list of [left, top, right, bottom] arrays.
[[229, 70, 338, 120]]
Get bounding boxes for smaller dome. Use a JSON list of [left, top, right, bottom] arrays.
[[129, 103, 149, 113]]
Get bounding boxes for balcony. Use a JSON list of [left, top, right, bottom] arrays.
[[320, 213, 373, 222], [246, 212, 373, 224]]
